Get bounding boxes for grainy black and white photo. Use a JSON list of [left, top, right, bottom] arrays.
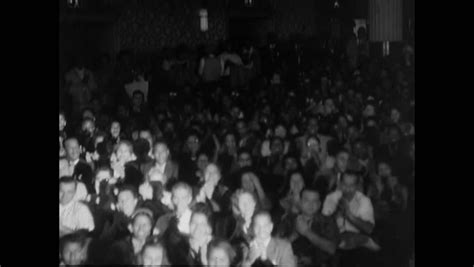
[[59, 0, 414, 266]]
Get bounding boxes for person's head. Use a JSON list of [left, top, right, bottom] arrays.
[[300, 187, 322, 217], [224, 132, 237, 151], [129, 208, 154, 241], [324, 98, 336, 114], [190, 208, 213, 241], [306, 135, 321, 153], [352, 140, 369, 160], [64, 138, 81, 161], [207, 239, 236, 267], [274, 124, 287, 139], [236, 120, 248, 137], [377, 161, 392, 178], [341, 171, 360, 200], [171, 182, 193, 213], [60, 112, 67, 132], [363, 104, 376, 118], [81, 119, 96, 135], [289, 171, 305, 194], [140, 130, 154, 150], [204, 163, 221, 187], [115, 141, 135, 163], [238, 149, 253, 168], [233, 189, 257, 219], [117, 186, 139, 217], [60, 231, 89, 266], [110, 121, 121, 138], [60, 176, 77, 206], [141, 237, 167, 267], [82, 109, 95, 121], [307, 117, 319, 135], [336, 149, 350, 172], [153, 141, 169, 165], [284, 154, 299, 173], [388, 125, 401, 143], [132, 90, 145, 107], [252, 211, 273, 241], [390, 108, 401, 124], [186, 134, 200, 154], [270, 137, 284, 156], [337, 114, 349, 129], [197, 152, 210, 172]]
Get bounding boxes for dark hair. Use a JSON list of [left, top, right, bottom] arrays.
[[60, 230, 90, 255], [207, 238, 236, 264], [342, 170, 360, 184], [191, 203, 214, 229], [118, 185, 139, 199]]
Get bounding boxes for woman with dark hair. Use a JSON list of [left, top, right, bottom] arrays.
[[278, 171, 306, 215], [207, 238, 237, 267]]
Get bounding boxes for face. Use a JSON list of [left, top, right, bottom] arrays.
[[378, 163, 392, 178], [307, 118, 318, 135], [271, 139, 284, 155], [253, 214, 273, 241], [307, 137, 320, 152], [290, 173, 305, 193], [338, 116, 348, 129], [83, 120, 96, 134], [110, 122, 121, 137], [131, 214, 152, 240], [197, 154, 209, 171], [186, 135, 200, 154], [172, 187, 192, 212], [142, 246, 164, 267], [363, 105, 375, 117], [324, 99, 335, 114], [336, 152, 349, 172], [59, 114, 67, 131], [60, 182, 77, 206], [275, 125, 287, 139], [391, 109, 401, 123], [190, 213, 211, 240], [153, 144, 169, 165], [116, 143, 133, 163], [65, 139, 81, 161], [237, 122, 247, 137], [238, 192, 256, 219], [117, 191, 138, 217], [389, 128, 400, 143], [205, 164, 221, 186], [241, 174, 255, 192], [62, 242, 85, 266], [225, 134, 236, 150], [341, 174, 358, 200], [300, 190, 321, 216], [208, 247, 230, 267], [238, 152, 252, 168], [133, 94, 144, 107]]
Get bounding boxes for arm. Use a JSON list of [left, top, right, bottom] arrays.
[[280, 241, 297, 267], [302, 229, 336, 255], [343, 198, 375, 235]]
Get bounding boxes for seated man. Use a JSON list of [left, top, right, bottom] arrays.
[[62, 137, 94, 193], [99, 185, 140, 243], [243, 211, 296, 267], [154, 182, 194, 236], [60, 176, 95, 238], [278, 186, 338, 267], [322, 171, 380, 267], [141, 141, 179, 190]]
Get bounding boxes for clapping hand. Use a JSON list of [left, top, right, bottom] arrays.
[[295, 215, 310, 236]]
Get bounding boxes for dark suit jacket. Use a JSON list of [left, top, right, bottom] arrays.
[[73, 160, 94, 194]]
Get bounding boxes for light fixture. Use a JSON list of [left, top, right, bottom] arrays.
[[68, 0, 80, 8], [334, 0, 340, 8], [199, 9, 208, 32]]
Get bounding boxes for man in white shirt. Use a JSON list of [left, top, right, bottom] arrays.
[[60, 176, 95, 237], [322, 171, 380, 254], [244, 211, 296, 267]]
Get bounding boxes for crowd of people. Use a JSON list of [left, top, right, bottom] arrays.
[[59, 31, 415, 267]]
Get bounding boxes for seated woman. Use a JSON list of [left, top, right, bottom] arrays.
[[278, 171, 306, 215], [207, 238, 237, 267], [109, 140, 143, 190]]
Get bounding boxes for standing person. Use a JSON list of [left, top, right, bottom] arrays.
[[65, 58, 97, 118], [110, 141, 143, 190], [199, 44, 223, 89]]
